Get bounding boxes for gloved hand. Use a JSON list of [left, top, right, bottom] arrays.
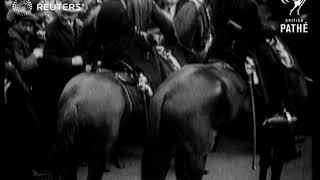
[[85, 64, 92, 72], [36, 29, 46, 41], [33, 47, 44, 58], [139, 31, 156, 46], [72, 55, 83, 66]]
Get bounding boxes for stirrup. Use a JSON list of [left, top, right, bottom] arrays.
[[138, 73, 153, 97], [284, 108, 297, 124], [263, 114, 289, 127], [263, 110, 297, 127]]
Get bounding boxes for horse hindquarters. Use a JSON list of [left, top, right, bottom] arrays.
[[146, 66, 226, 180], [52, 73, 127, 180]]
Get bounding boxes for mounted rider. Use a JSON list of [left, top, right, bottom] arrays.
[[94, 0, 180, 89], [174, 0, 213, 60], [209, 0, 305, 161]]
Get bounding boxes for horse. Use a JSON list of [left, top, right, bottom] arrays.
[[48, 0, 213, 179], [141, 0, 309, 180], [141, 40, 309, 180]]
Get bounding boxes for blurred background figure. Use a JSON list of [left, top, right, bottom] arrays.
[[35, 0, 62, 26], [38, 0, 89, 167]]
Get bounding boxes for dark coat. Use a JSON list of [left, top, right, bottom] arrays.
[[43, 17, 88, 101], [96, 0, 178, 62], [6, 25, 39, 88]]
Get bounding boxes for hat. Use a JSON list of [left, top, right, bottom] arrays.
[[17, 13, 39, 23], [16, 13, 42, 29]]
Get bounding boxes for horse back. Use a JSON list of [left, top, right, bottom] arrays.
[[157, 64, 245, 132], [57, 72, 126, 140]]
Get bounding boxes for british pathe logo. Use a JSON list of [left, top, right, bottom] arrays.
[[281, 0, 307, 16], [279, 0, 309, 33], [12, 0, 33, 16]]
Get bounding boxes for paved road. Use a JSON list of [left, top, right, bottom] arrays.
[[76, 135, 312, 180]]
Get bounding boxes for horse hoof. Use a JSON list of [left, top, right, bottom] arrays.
[[32, 169, 48, 177], [295, 136, 306, 144], [80, 162, 87, 167], [115, 160, 125, 169], [285, 150, 302, 162], [104, 163, 111, 172], [104, 167, 110, 172]]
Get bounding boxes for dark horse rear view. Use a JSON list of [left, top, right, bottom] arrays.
[[141, 0, 309, 179], [50, 72, 127, 180], [141, 40, 308, 180], [47, 0, 213, 178], [142, 63, 247, 180]]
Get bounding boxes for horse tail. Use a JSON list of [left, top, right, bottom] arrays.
[[142, 88, 167, 180], [50, 98, 79, 169], [147, 88, 167, 145]]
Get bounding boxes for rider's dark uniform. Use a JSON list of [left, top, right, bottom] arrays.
[[210, 0, 301, 161], [95, 0, 179, 68]]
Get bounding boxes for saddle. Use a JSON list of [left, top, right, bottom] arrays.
[[95, 60, 153, 113], [96, 60, 145, 85], [112, 60, 140, 85]]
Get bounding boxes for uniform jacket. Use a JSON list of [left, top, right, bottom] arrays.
[[126, 0, 177, 40], [96, 0, 179, 64]]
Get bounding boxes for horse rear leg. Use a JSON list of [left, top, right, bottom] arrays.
[[174, 148, 186, 180], [111, 141, 125, 169], [259, 154, 270, 180], [259, 146, 271, 180], [104, 141, 124, 171], [87, 143, 107, 180], [50, 161, 77, 180], [104, 143, 112, 172], [64, 164, 78, 180], [270, 149, 285, 180], [141, 146, 173, 180], [210, 133, 220, 153], [174, 142, 209, 180], [174, 152, 208, 180], [270, 159, 284, 180]]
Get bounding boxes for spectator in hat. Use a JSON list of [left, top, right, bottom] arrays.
[[40, 0, 89, 151], [6, 13, 43, 88], [43, 0, 88, 102], [5, 12, 46, 177]]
